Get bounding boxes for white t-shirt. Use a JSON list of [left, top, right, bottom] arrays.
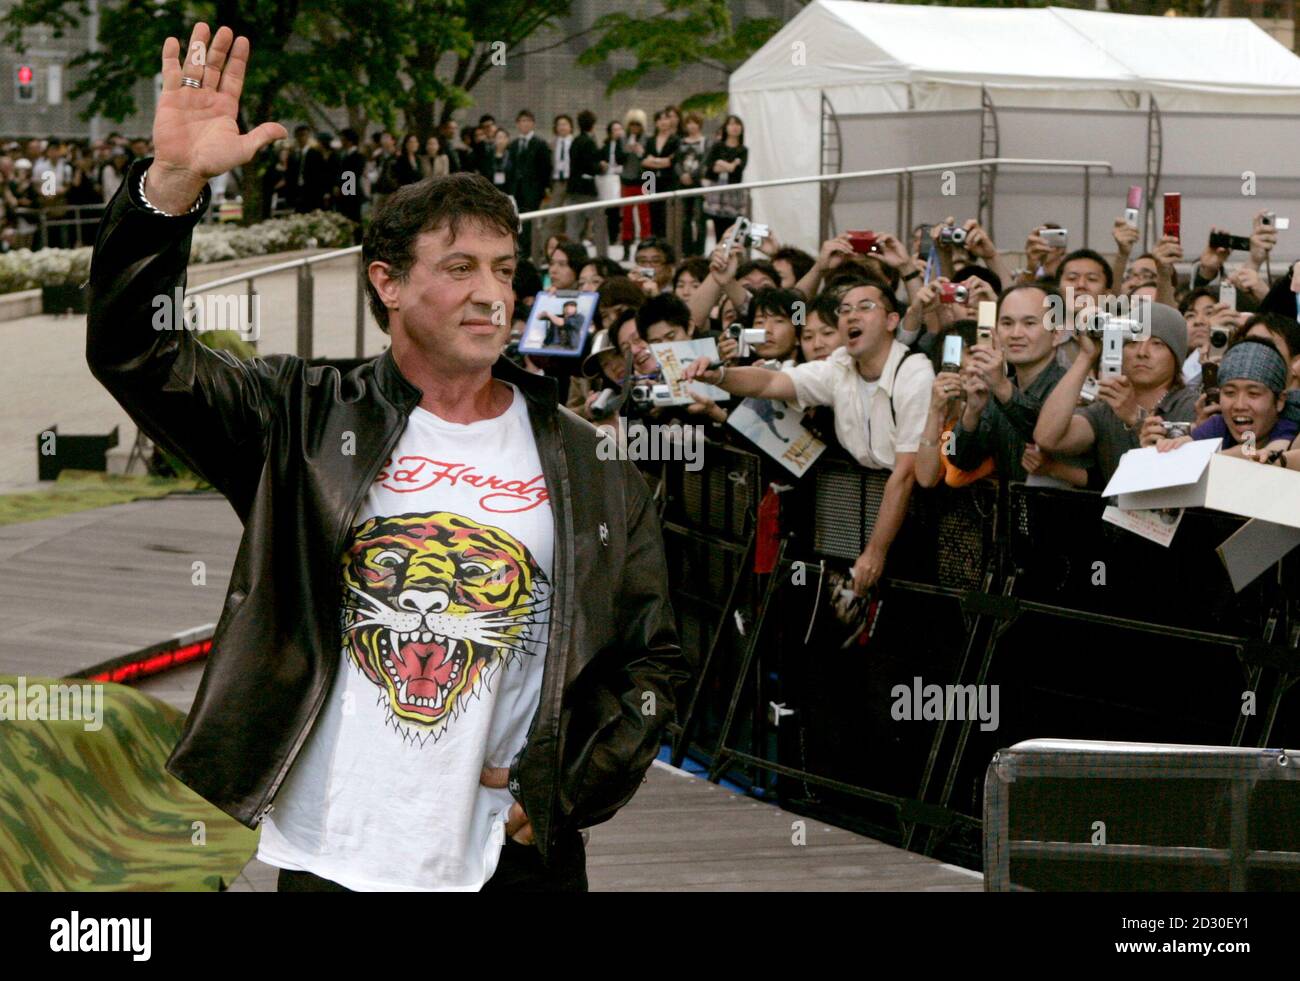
[[781, 341, 933, 469], [256, 382, 553, 891]]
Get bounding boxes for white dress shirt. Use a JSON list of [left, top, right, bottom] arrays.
[[781, 340, 934, 470]]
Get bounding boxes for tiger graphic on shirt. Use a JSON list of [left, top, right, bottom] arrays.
[[339, 511, 550, 746]]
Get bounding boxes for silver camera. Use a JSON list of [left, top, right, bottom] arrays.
[[726, 322, 768, 358], [1079, 375, 1100, 405], [630, 382, 675, 408], [1161, 420, 1195, 439], [937, 224, 967, 246], [723, 216, 770, 251]]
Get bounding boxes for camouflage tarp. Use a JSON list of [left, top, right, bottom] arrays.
[[0, 674, 258, 891]]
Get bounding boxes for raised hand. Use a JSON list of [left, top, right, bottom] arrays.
[[147, 24, 287, 214]]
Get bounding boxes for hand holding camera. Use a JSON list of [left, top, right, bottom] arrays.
[[1249, 215, 1278, 267], [709, 239, 740, 284], [1194, 389, 1222, 425], [1198, 227, 1231, 280], [1097, 374, 1140, 427], [1138, 414, 1167, 448], [962, 219, 998, 261], [1152, 234, 1183, 269], [959, 368, 990, 421], [1112, 217, 1140, 255], [816, 233, 855, 272], [913, 277, 945, 314], [873, 232, 912, 270], [966, 342, 1011, 402], [717, 331, 740, 363], [930, 371, 964, 414]]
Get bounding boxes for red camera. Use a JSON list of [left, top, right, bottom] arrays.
[[1163, 193, 1181, 241], [938, 282, 969, 304], [846, 230, 879, 254]]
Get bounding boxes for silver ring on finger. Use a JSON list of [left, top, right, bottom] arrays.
[[182, 76, 202, 88]]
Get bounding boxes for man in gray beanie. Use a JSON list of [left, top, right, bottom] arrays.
[[1035, 301, 1198, 486], [1147, 338, 1297, 457]]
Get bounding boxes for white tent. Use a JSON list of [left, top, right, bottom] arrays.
[[730, 1, 1300, 253]]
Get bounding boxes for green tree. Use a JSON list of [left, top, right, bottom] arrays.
[[2, 0, 573, 220], [579, 0, 782, 116]]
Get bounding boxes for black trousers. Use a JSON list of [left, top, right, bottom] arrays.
[[275, 831, 588, 893]]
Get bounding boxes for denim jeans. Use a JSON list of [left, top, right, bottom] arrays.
[[275, 830, 588, 893]]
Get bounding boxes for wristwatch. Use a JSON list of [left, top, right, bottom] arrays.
[[138, 169, 205, 217], [902, 268, 922, 282]]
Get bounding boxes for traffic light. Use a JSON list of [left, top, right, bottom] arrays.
[[16, 65, 34, 103]]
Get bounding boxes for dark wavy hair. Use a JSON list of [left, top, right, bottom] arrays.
[[362, 172, 519, 332]]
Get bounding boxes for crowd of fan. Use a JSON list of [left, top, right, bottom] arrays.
[[10, 112, 1300, 598], [3, 103, 741, 256], [498, 202, 1300, 596]]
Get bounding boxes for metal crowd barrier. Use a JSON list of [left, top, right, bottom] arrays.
[[663, 437, 1300, 869]]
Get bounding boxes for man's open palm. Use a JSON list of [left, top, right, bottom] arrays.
[[152, 24, 285, 192]]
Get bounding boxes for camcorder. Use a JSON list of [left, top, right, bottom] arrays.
[[937, 224, 967, 246], [1081, 311, 1147, 380], [726, 322, 767, 359], [1161, 420, 1195, 439], [938, 282, 969, 304], [629, 381, 676, 409], [723, 216, 770, 251], [1040, 227, 1068, 249], [1208, 231, 1251, 252], [846, 230, 881, 254]]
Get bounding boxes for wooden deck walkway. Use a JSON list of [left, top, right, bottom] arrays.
[[1, 494, 982, 892]]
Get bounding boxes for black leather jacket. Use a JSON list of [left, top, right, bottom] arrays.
[[85, 159, 691, 865]]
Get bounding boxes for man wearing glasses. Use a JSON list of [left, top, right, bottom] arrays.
[[682, 277, 933, 596]]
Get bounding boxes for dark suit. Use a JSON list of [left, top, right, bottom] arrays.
[[333, 149, 367, 226], [566, 131, 607, 254], [509, 132, 551, 261], [289, 145, 333, 213]]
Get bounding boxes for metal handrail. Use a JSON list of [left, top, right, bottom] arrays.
[[169, 154, 1113, 358]]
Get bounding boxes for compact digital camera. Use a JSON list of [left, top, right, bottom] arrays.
[[937, 224, 967, 246], [938, 283, 969, 304], [1161, 420, 1195, 439]]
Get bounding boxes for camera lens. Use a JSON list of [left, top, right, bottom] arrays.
[[950, 228, 967, 245]]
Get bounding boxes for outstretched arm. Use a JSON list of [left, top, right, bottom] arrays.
[[86, 25, 289, 518]]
